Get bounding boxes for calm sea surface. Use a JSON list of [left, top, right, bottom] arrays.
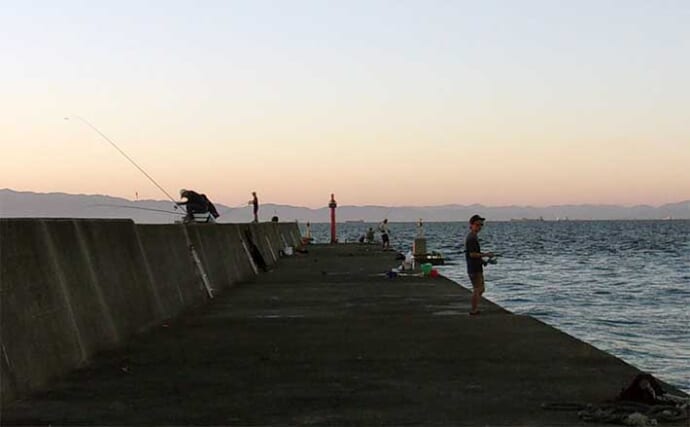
[[304, 221, 690, 393]]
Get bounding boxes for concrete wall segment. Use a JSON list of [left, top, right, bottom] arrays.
[[135, 224, 208, 317], [1, 220, 86, 400], [0, 219, 300, 404], [238, 224, 273, 269], [73, 220, 159, 337], [185, 225, 232, 293], [216, 224, 256, 284]]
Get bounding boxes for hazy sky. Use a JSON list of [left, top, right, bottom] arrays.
[[2, 0, 689, 208]]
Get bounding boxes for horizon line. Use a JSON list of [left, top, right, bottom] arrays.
[[2, 188, 689, 210]]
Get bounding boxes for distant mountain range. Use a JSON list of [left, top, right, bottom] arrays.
[[1, 189, 689, 223]]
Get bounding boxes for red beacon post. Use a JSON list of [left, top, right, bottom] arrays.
[[328, 193, 337, 244]]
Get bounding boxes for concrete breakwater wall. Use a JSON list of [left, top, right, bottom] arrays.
[[0, 219, 302, 404]]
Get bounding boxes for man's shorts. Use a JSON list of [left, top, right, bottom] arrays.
[[469, 272, 485, 289]]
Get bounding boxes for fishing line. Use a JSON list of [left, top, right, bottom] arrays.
[[65, 115, 179, 206], [89, 204, 184, 215], [383, 206, 393, 222]]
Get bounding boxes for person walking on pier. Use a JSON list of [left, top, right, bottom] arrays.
[[249, 191, 259, 223], [465, 214, 494, 315]]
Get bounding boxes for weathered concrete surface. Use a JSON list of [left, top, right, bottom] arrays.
[[0, 219, 299, 405], [4, 244, 685, 425], [136, 224, 208, 316]]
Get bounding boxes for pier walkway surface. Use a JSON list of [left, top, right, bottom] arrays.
[[2, 244, 680, 425]]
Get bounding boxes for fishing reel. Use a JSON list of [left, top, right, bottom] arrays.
[[483, 255, 499, 266]]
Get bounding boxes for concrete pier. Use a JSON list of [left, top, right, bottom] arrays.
[[3, 241, 684, 425]]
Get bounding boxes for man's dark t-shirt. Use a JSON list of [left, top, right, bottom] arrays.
[[465, 231, 483, 274]]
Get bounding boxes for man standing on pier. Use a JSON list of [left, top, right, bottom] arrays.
[[249, 192, 259, 223], [379, 218, 391, 250], [465, 214, 494, 315]]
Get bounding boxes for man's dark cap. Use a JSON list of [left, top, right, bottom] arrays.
[[469, 214, 485, 224]]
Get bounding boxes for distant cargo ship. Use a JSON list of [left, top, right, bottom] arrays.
[[510, 216, 545, 222]]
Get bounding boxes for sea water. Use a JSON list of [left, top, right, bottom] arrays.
[[305, 220, 690, 393]]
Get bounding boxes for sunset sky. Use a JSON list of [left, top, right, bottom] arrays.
[[2, 0, 689, 208]]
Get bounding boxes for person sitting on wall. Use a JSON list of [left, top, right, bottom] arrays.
[[176, 189, 214, 223], [202, 194, 220, 220]]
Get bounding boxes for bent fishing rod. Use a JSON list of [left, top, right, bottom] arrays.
[[65, 115, 180, 206]]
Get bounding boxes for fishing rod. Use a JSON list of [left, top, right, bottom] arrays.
[[89, 204, 184, 215], [457, 249, 503, 256], [65, 115, 180, 206], [456, 247, 503, 265], [382, 206, 393, 222]]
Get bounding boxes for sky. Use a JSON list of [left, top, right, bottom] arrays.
[[2, 0, 689, 208]]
